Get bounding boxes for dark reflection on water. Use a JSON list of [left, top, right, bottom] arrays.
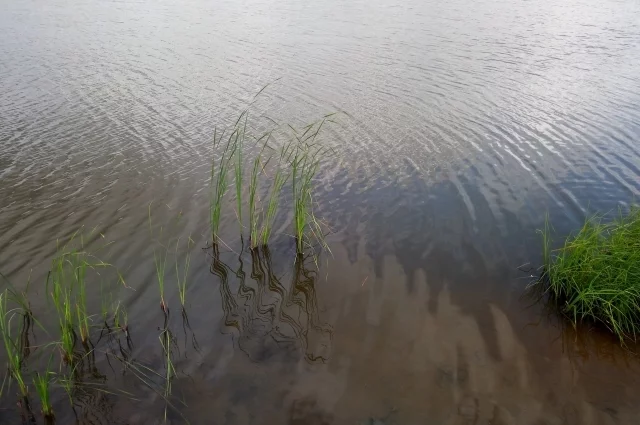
[[1, 0, 640, 422], [212, 243, 333, 365]]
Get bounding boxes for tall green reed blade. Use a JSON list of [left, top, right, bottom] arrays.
[[260, 141, 294, 246], [247, 132, 275, 249], [234, 113, 248, 232], [0, 271, 42, 363], [33, 359, 55, 420], [0, 291, 29, 398], [248, 156, 261, 248], [261, 167, 289, 246], [288, 119, 334, 255], [175, 235, 194, 307], [291, 146, 304, 253], [48, 249, 76, 364], [211, 127, 239, 243], [149, 205, 170, 312], [70, 243, 90, 347], [155, 246, 169, 313], [291, 145, 316, 254]]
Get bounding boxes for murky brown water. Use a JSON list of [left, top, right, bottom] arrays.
[[2, 0, 640, 423]]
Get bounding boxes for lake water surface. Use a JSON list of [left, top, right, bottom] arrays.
[[1, 0, 640, 423]]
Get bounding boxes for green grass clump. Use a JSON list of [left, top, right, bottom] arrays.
[[175, 236, 194, 308], [290, 120, 333, 255], [33, 365, 55, 420], [260, 144, 293, 247], [539, 207, 640, 342], [0, 291, 29, 398], [149, 206, 170, 312], [210, 125, 241, 243]]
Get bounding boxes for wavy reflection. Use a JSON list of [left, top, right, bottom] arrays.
[[211, 244, 333, 363]]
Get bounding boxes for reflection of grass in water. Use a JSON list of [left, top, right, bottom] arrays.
[[538, 207, 640, 342], [212, 244, 332, 363], [160, 324, 175, 422]]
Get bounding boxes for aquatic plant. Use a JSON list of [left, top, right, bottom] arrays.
[[48, 256, 76, 364], [149, 206, 170, 312], [112, 301, 128, 333], [0, 291, 29, 398], [210, 126, 239, 243], [538, 207, 640, 342], [290, 120, 333, 254], [247, 135, 273, 249], [33, 366, 55, 420], [47, 231, 106, 360], [234, 114, 247, 232], [260, 142, 293, 247], [175, 236, 194, 307], [72, 252, 90, 347]]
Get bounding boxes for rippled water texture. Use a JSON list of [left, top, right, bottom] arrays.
[[1, 0, 640, 423]]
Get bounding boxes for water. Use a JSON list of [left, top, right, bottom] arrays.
[[1, 0, 640, 423]]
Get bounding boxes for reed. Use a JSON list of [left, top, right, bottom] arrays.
[[260, 169, 289, 246], [538, 207, 640, 342], [0, 291, 29, 398], [149, 205, 169, 312], [33, 363, 55, 420], [210, 127, 239, 243], [260, 141, 293, 246], [0, 272, 39, 362], [175, 236, 194, 307], [71, 249, 90, 346], [47, 230, 102, 361], [112, 301, 128, 333], [48, 254, 76, 364], [234, 114, 247, 232], [289, 123, 332, 254], [248, 157, 264, 249]]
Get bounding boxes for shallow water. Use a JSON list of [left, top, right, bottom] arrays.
[[1, 0, 640, 423]]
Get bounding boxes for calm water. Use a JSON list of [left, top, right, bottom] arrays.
[[1, 0, 640, 423]]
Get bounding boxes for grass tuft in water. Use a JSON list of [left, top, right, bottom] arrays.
[[210, 125, 240, 243], [290, 119, 334, 254], [234, 113, 247, 233], [33, 363, 55, 420], [175, 235, 194, 308], [538, 207, 640, 342], [48, 247, 77, 364], [248, 136, 272, 249], [0, 291, 29, 398], [260, 141, 293, 247], [149, 205, 170, 312]]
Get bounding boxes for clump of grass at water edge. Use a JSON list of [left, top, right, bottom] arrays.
[[536, 207, 640, 343]]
